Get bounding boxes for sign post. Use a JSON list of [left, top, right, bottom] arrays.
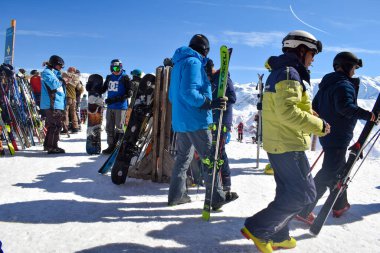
[[4, 19, 16, 65]]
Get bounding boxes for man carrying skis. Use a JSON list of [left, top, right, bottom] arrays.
[[297, 52, 379, 223], [241, 30, 330, 253], [206, 59, 238, 197], [167, 34, 237, 209], [102, 59, 132, 154]]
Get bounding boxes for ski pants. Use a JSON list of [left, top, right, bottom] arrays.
[[244, 151, 316, 242], [105, 109, 127, 146], [299, 148, 348, 217], [64, 97, 79, 130], [44, 109, 64, 149], [168, 129, 225, 205]]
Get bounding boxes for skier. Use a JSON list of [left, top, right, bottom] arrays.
[[41, 55, 66, 154], [206, 58, 239, 197], [130, 69, 143, 105], [167, 34, 237, 209], [296, 52, 379, 223], [102, 59, 133, 154], [29, 70, 42, 109], [241, 30, 330, 253], [237, 122, 244, 142], [62, 66, 81, 134]]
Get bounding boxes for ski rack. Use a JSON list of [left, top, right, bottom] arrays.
[[151, 65, 175, 183]]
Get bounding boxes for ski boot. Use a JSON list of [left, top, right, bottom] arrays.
[[333, 203, 351, 218], [241, 227, 272, 253], [270, 237, 297, 250]]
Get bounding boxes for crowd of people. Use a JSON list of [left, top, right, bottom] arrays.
[[14, 29, 380, 252], [167, 31, 379, 253]]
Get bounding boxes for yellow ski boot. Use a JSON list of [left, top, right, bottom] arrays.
[[241, 227, 272, 253]]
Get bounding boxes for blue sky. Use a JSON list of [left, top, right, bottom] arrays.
[[1, 0, 379, 83]]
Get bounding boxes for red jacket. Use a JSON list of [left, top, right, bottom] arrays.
[[237, 122, 244, 133], [30, 75, 42, 93]]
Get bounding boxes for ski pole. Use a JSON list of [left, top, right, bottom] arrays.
[[310, 150, 324, 171]]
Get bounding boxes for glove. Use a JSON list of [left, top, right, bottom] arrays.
[[126, 90, 133, 98], [200, 97, 228, 110], [370, 112, 380, 125], [321, 120, 331, 134], [348, 144, 363, 159]]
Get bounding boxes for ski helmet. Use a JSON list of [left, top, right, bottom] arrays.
[[48, 55, 65, 68], [333, 52, 363, 74], [282, 30, 322, 54], [30, 70, 39, 75], [189, 34, 210, 56], [110, 59, 123, 73], [130, 69, 142, 77]]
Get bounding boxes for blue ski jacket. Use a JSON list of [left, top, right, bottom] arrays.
[[169, 46, 212, 132], [313, 71, 372, 148], [105, 70, 129, 110], [41, 67, 66, 110]]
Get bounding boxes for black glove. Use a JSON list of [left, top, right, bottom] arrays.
[[126, 90, 133, 98], [200, 97, 228, 110], [348, 144, 363, 159]]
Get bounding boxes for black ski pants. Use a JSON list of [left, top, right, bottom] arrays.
[[299, 148, 348, 218]]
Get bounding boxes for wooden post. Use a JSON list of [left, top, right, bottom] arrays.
[[152, 66, 163, 182]]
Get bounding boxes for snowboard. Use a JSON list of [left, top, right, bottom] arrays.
[[85, 74, 104, 155], [98, 74, 142, 174], [111, 74, 156, 185]]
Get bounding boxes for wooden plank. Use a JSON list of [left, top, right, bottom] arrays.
[[158, 66, 170, 182], [151, 67, 163, 182]]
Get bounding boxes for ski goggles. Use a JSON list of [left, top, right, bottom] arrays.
[[112, 66, 121, 72]]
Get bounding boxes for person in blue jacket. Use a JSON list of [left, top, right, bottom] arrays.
[[297, 52, 379, 222], [41, 55, 66, 154], [168, 34, 238, 209], [206, 59, 238, 197], [102, 59, 132, 154]]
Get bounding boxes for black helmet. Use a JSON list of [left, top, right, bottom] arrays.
[[48, 55, 65, 68], [205, 59, 214, 77], [333, 52, 363, 74], [189, 34, 210, 56], [30, 70, 39, 75], [110, 59, 123, 72]]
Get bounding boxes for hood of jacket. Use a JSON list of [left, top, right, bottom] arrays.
[[172, 46, 208, 66], [266, 53, 311, 84]]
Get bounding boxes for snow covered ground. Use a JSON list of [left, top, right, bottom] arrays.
[[0, 75, 379, 252], [0, 123, 379, 253]]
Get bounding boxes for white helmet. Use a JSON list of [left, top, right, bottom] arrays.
[[282, 30, 322, 54]]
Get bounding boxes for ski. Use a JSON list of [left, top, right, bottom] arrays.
[[310, 93, 380, 236], [255, 73, 264, 168], [202, 45, 232, 221]]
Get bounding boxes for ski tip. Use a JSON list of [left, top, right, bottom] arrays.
[[202, 211, 210, 221]]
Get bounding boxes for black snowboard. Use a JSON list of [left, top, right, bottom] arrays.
[[111, 74, 156, 185], [85, 74, 104, 155]]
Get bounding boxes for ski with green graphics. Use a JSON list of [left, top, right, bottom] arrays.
[[202, 45, 232, 221]]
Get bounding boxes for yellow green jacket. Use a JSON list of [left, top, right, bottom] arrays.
[[262, 53, 326, 154]]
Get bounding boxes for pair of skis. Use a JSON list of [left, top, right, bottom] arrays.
[[309, 93, 380, 235], [202, 45, 232, 221]]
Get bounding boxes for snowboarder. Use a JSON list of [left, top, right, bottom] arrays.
[[296, 52, 379, 223], [167, 34, 236, 209], [237, 122, 244, 142], [41, 55, 66, 154], [102, 59, 133, 154], [241, 30, 330, 253]]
